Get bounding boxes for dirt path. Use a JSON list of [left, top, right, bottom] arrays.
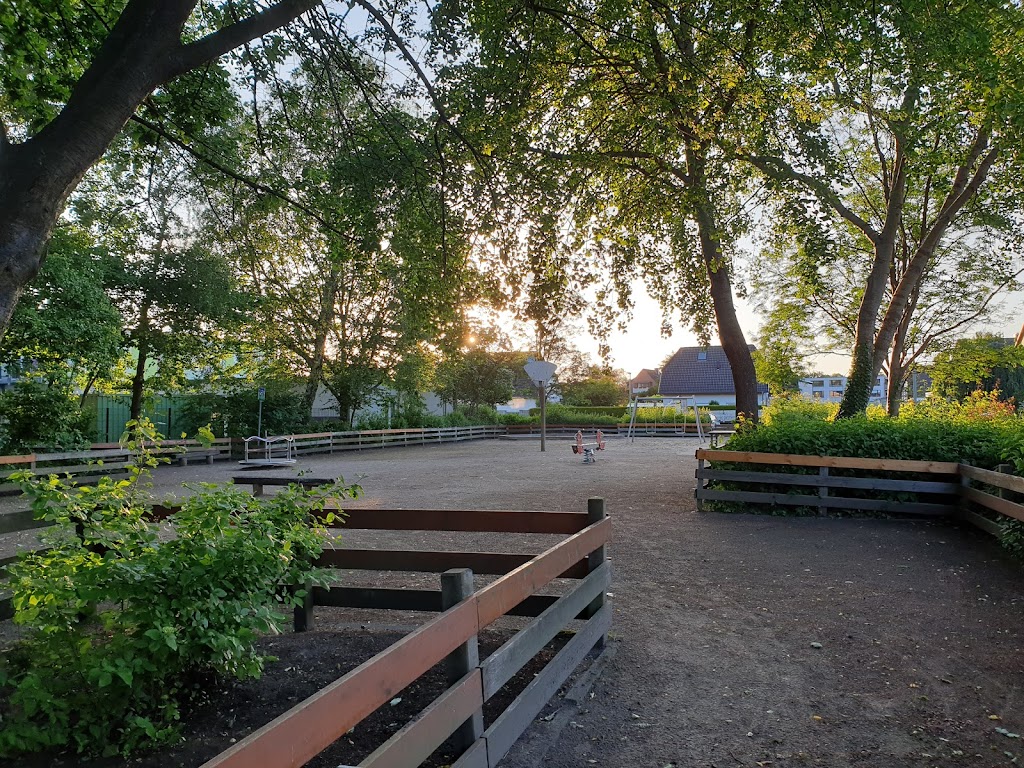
[[7, 436, 1024, 766]]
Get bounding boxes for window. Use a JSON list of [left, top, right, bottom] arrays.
[[830, 378, 844, 387], [831, 390, 844, 399], [697, 350, 708, 361], [812, 391, 823, 400]]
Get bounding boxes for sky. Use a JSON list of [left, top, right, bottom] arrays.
[[569, 281, 1024, 380]]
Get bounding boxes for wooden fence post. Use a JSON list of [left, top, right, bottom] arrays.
[[696, 457, 704, 512], [584, 498, 608, 649], [998, 463, 1014, 500], [293, 581, 315, 632], [818, 466, 829, 516], [441, 568, 483, 750]]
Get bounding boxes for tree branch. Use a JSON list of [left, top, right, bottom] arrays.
[[169, 0, 321, 78], [129, 112, 356, 244], [743, 154, 878, 240]]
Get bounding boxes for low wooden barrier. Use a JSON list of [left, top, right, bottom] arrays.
[[1, 495, 612, 768], [695, 449, 1024, 537], [0, 439, 234, 495], [205, 499, 611, 768]]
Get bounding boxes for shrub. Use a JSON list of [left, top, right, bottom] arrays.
[[540, 404, 620, 425], [0, 381, 93, 454], [178, 386, 310, 438], [0, 420, 359, 757]]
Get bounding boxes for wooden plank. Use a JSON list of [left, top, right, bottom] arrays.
[[35, 448, 130, 462], [450, 738, 488, 768], [475, 518, 612, 628], [960, 464, 1024, 495], [484, 605, 612, 767], [960, 486, 1024, 523], [311, 585, 564, 619], [360, 669, 484, 768], [201, 598, 479, 768], [956, 508, 1003, 537], [481, 563, 610, 699], [698, 489, 952, 516], [323, 508, 589, 535], [317, 549, 588, 578], [697, 468, 961, 494], [696, 449, 960, 474], [0, 454, 36, 465], [313, 586, 443, 612], [0, 510, 50, 535]]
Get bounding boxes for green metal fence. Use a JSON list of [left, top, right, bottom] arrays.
[[82, 394, 194, 443]]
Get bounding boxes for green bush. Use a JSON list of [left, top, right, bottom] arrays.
[[179, 385, 310, 438], [539, 404, 621, 425], [0, 420, 359, 757], [723, 414, 1014, 467], [0, 381, 93, 454]]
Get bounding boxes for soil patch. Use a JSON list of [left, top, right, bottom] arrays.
[[8, 625, 572, 768]]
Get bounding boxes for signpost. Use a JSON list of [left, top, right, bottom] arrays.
[[523, 358, 557, 452]]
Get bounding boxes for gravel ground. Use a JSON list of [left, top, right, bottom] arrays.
[[4, 435, 1024, 767]]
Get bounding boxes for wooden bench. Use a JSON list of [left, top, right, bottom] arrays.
[[175, 449, 219, 467], [231, 475, 338, 497]]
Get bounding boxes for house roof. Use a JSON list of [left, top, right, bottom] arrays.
[[630, 368, 659, 384], [658, 346, 768, 396]]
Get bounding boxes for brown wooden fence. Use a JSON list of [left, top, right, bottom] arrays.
[[695, 449, 1024, 536], [0, 494, 611, 768]]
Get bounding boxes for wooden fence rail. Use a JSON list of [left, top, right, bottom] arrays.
[[695, 449, 1024, 537]]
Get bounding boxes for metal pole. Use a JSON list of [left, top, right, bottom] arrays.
[[257, 398, 263, 437], [539, 382, 547, 452]]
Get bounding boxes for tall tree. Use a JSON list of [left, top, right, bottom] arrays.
[[0, 1, 334, 336], [438, 0, 769, 420], [208, 51, 473, 422], [744, 0, 1024, 416]]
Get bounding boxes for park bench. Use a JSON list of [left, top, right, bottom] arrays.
[[173, 447, 219, 467], [572, 429, 606, 464], [231, 475, 338, 497]]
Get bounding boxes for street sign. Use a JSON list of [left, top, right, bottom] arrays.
[[523, 358, 557, 386], [258, 387, 266, 402]]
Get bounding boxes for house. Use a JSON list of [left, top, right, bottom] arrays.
[[657, 346, 769, 406], [797, 375, 888, 406], [628, 368, 660, 395]]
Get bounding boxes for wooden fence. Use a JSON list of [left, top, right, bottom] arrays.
[[695, 449, 1024, 537], [0, 439, 234, 495], [0, 491, 612, 768]]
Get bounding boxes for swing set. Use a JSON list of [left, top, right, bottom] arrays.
[[625, 395, 707, 442]]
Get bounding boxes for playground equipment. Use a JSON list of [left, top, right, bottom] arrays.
[[625, 395, 706, 443], [572, 429, 606, 464], [240, 434, 297, 466]]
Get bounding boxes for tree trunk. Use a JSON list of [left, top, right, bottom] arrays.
[[300, 266, 340, 418], [687, 147, 759, 423], [130, 301, 152, 421]]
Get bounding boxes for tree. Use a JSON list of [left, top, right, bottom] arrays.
[[207, 50, 473, 422], [931, 334, 1024, 405], [0, 1, 340, 338], [743, 0, 1024, 416], [0, 225, 122, 399], [439, 0, 768, 420], [559, 366, 628, 407], [753, 207, 1023, 413]]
